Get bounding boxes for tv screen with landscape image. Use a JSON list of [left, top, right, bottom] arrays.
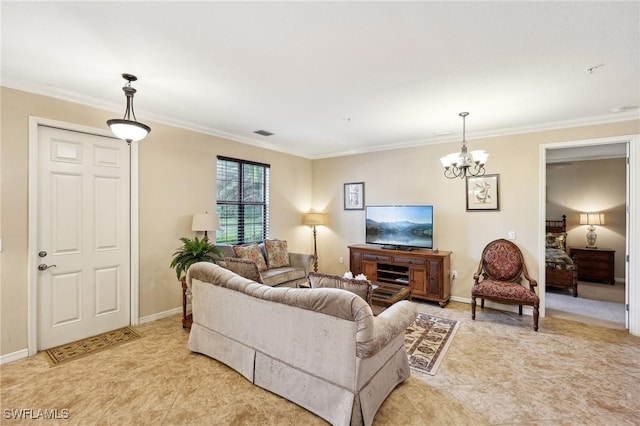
[[365, 205, 433, 250]]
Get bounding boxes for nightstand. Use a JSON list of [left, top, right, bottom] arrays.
[[569, 247, 615, 285]]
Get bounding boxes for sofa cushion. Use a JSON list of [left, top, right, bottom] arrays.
[[233, 243, 268, 271], [264, 239, 291, 268], [262, 266, 306, 287], [307, 272, 373, 305]]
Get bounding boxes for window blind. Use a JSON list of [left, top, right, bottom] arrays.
[[216, 156, 270, 245]]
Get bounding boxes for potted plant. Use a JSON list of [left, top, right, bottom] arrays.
[[170, 236, 224, 280]]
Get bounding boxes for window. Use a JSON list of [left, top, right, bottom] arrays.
[[216, 156, 270, 245]]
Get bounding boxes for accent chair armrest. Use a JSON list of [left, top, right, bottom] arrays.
[[288, 252, 315, 276]]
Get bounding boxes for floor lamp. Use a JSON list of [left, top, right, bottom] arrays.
[[304, 212, 326, 272]]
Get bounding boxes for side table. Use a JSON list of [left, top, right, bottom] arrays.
[[569, 247, 615, 285], [181, 276, 192, 329]]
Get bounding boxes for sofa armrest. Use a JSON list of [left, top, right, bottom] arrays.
[[288, 252, 315, 276], [224, 257, 264, 283], [357, 300, 417, 358]]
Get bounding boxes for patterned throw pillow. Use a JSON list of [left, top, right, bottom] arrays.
[[233, 244, 268, 271], [264, 239, 290, 269]]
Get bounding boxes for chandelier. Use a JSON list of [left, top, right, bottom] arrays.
[[439, 112, 488, 179], [107, 73, 151, 144]]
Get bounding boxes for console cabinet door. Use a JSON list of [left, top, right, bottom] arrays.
[[362, 261, 377, 282], [350, 250, 362, 275], [409, 267, 427, 296], [425, 259, 443, 298]]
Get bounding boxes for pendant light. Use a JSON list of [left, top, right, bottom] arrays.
[[107, 73, 151, 143]]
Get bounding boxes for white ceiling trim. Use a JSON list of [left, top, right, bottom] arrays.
[[4, 78, 638, 161]]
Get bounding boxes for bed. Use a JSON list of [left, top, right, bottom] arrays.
[[545, 215, 578, 297]]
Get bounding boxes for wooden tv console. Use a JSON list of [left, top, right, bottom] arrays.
[[348, 244, 452, 307]]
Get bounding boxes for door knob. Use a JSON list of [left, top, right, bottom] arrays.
[[39, 251, 48, 257], [38, 264, 57, 271]]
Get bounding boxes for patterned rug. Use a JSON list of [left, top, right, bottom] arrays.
[[43, 326, 142, 367], [405, 313, 460, 375]]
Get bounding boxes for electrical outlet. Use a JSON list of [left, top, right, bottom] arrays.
[[338, 256, 344, 264], [451, 270, 457, 280]]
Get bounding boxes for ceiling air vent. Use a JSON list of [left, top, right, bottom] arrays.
[[254, 130, 274, 137]]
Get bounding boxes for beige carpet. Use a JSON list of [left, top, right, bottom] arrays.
[[405, 313, 459, 375], [546, 280, 626, 328]]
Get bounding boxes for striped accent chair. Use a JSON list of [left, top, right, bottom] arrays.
[[471, 239, 540, 331]]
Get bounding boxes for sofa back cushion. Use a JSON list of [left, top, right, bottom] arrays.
[[233, 243, 268, 271], [264, 239, 290, 268], [307, 272, 372, 305]]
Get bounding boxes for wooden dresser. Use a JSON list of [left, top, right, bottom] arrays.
[[349, 244, 451, 307], [569, 247, 615, 285]]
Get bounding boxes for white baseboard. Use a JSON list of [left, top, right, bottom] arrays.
[[138, 306, 184, 324], [0, 348, 29, 365]]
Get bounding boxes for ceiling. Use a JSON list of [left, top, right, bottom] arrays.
[[2, 2, 639, 159]]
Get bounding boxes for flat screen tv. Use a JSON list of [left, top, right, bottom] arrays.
[[365, 205, 433, 250]]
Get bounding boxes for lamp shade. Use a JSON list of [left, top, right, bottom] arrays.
[[304, 212, 326, 226], [579, 213, 605, 226], [192, 212, 220, 232]]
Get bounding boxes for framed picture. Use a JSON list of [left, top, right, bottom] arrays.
[[466, 174, 500, 211], [344, 182, 365, 210]]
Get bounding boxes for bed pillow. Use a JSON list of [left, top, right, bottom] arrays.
[[264, 239, 290, 269], [545, 232, 566, 251], [233, 243, 268, 271]]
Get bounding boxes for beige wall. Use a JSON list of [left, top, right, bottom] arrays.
[[547, 158, 626, 279], [311, 121, 639, 303], [2, 86, 639, 356], [0, 87, 313, 355]]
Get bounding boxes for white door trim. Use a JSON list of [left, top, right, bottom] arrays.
[[27, 116, 140, 355], [538, 134, 639, 336]]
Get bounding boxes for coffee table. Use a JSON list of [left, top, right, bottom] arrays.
[[371, 282, 412, 307]]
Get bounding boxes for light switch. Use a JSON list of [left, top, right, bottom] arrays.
[[507, 231, 516, 240]]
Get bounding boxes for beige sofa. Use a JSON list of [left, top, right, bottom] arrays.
[[220, 243, 314, 287], [186, 262, 417, 426]]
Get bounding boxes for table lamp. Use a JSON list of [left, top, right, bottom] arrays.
[[192, 212, 220, 241], [579, 212, 605, 248]]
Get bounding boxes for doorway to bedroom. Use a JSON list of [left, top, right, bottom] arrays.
[[545, 143, 627, 329]]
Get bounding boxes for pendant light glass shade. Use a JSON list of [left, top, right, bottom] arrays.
[[107, 119, 151, 142], [107, 73, 151, 143]]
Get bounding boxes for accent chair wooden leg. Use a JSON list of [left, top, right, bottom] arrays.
[[533, 303, 540, 331], [471, 296, 476, 320]]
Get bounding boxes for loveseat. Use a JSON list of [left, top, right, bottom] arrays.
[[220, 240, 314, 288], [186, 262, 417, 426]]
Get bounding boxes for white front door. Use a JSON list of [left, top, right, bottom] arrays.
[[37, 126, 131, 350]]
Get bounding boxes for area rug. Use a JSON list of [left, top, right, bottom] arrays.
[[405, 313, 459, 375], [43, 326, 142, 367]]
